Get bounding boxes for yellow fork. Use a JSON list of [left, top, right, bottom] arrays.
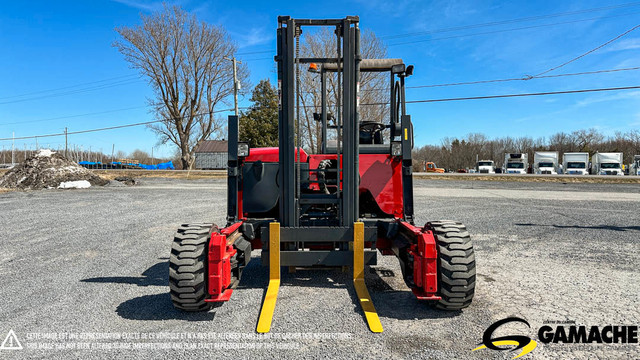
[[256, 222, 280, 333], [353, 222, 383, 333]]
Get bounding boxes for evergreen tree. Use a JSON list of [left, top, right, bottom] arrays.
[[240, 79, 278, 147]]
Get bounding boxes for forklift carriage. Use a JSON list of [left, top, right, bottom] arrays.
[[169, 16, 476, 333]]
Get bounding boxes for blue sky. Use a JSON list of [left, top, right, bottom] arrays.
[[0, 0, 639, 158]]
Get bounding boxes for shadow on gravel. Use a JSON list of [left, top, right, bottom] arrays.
[[81, 261, 168, 286], [351, 271, 462, 321], [516, 223, 640, 232], [81, 260, 217, 321], [116, 293, 216, 321]]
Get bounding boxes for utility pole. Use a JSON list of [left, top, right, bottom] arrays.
[[11, 132, 15, 165], [151, 146, 154, 165], [64, 127, 68, 158], [89, 146, 92, 162], [224, 57, 242, 116], [35, 136, 38, 150], [111, 144, 114, 164]]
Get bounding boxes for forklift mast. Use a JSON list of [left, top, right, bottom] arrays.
[[277, 16, 361, 228]]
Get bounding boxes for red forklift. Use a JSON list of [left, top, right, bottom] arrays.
[[169, 16, 475, 333]]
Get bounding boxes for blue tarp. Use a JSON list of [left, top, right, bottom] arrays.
[[78, 161, 174, 170]]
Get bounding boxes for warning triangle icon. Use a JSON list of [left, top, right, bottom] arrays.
[[1, 330, 23, 350]]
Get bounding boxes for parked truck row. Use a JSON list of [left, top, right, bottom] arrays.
[[471, 152, 634, 175]]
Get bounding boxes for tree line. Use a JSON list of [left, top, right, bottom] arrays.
[[412, 129, 640, 171]]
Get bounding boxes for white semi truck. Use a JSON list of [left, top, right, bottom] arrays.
[[533, 151, 559, 174], [476, 160, 495, 174], [504, 153, 528, 174], [592, 152, 624, 175], [562, 152, 589, 175]]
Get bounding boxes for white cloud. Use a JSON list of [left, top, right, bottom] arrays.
[[575, 90, 640, 107], [233, 27, 273, 48], [604, 37, 640, 52], [111, 0, 165, 12]]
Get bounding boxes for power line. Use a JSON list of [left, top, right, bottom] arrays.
[[0, 108, 237, 141], [232, 3, 640, 53], [404, 66, 640, 89], [382, 2, 640, 40], [4, 85, 639, 141], [0, 78, 143, 105], [356, 85, 640, 105], [533, 23, 640, 76], [243, 57, 275, 62], [0, 105, 148, 126], [404, 85, 640, 104], [236, 50, 274, 56], [0, 74, 140, 100], [387, 12, 640, 46]]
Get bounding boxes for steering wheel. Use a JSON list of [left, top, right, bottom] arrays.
[[359, 121, 386, 134]]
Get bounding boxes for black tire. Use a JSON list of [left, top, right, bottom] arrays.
[[427, 220, 476, 310], [169, 223, 214, 312]]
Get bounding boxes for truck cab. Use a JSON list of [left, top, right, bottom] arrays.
[[476, 160, 495, 174], [425, 161, 445, 173], [504, 153, 528, 174], [534, 151, 559, 175], [562, 152, 589, 175], [592, 152, 624, 176]]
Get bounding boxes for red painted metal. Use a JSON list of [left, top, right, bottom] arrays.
[[359, 154, 403, 217], [307, 154, 404, 217], [206, 225, 240, 302], [221, 221, 243, 236], [400, 221, 441, 301], [245, 147, 308, 163]]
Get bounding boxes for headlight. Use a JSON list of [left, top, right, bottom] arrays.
[[391, 142, 402, 157], [237, 142, 249, 157]]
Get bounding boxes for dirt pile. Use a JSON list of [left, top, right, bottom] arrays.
[[0, 149, 108, 190]]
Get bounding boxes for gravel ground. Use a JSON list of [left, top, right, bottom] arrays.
[[0, 178, 638, 359]]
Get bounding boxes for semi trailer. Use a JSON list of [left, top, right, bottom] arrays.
[[504, 153, 528, 174], [592, 152, 624, 175], [533, 151, 559, 174], [562, 152, 589, 175]]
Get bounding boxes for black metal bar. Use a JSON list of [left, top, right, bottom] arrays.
[[226, 115, 239, 223], [342, 20, 354, 226], [278, 19, 297, 227], [262, 250, 376, 266], [279, 17, 359, 26], [354, 24, 361, 221], [276, 226, 376, 242], [401, 114, 414, 222], [321, 70, 327, 154], [298, 57, 339, 64]]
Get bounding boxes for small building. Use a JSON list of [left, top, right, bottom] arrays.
[[194, 140, 228, 170]]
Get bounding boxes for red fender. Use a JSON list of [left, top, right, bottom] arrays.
[[205, 222, 242, 302], [400, 222, 441, 300]]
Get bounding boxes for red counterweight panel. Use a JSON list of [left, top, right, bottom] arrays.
[[308, 154, 404, 217]]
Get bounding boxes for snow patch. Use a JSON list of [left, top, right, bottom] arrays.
[[37, 149, 56, 157], [58, 180, 92, 189]]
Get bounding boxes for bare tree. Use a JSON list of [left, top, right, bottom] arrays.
[[298, 28, 388, 153], [571, 128, 604, 153], [114, 5, 248, 169]]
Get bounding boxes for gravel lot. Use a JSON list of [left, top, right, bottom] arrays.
[[0, 178, 638, 359]]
